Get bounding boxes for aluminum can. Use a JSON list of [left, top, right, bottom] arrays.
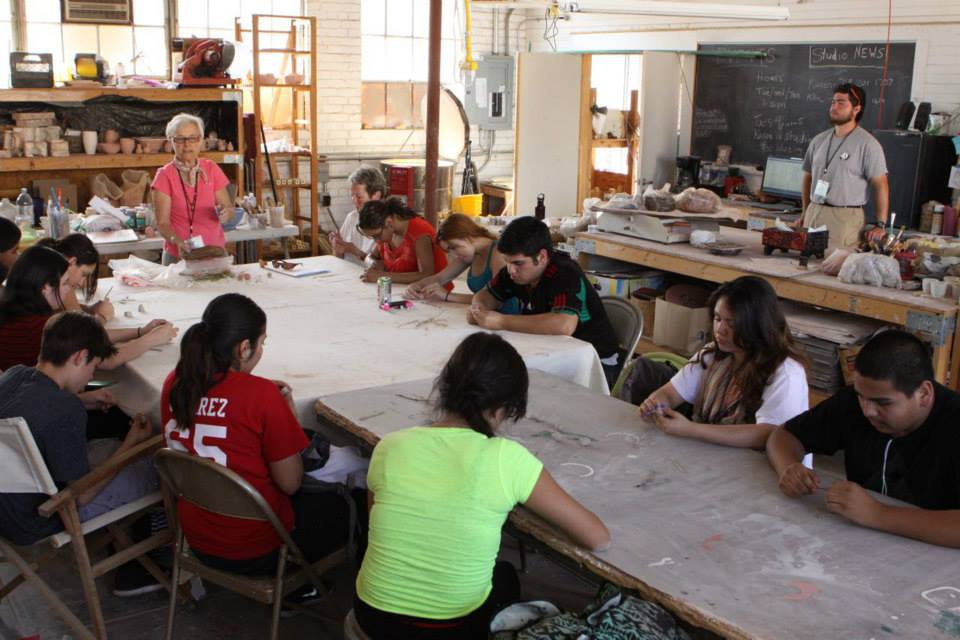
[[377, 276, 392, 306]]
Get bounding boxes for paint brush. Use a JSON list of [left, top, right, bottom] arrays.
[[102, 286, 114, 300]]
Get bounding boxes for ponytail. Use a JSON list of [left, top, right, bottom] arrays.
[[432, 332, 528, 437], [168, 293, 267, 432]]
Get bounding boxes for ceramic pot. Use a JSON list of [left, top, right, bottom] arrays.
[[103, 129, 120, 143], [82, 130, 98, 155], [120, 138, 135, 154]]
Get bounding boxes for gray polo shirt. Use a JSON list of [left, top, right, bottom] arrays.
[[802, 126, 887, 207]]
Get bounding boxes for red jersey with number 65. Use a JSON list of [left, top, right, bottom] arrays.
[[161, 370, 308, 559]]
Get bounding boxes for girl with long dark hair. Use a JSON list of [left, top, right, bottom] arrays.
[[35, 234, 177, 367], [354, 332, 609, 639], [639, 276, 809, 448], [161, 293, 359, 585], [356, 196, 449, 286]]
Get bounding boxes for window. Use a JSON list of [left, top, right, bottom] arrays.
[[0, 8, 12, 88], [361, 0, 458, 129], [17, 0, 166, 79], [177, 0, 304, 84], [591, 54, 641, 174]]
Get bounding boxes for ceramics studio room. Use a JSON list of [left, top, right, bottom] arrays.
[[1, 0, 960, 638]]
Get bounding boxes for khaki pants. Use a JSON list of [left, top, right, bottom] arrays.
[[803, 203, 864, 249]]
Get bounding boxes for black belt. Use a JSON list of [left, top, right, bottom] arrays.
[[822, 203, 865, 208]]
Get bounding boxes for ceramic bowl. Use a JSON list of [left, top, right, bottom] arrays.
[[135, 137, 166, 153], [97, 142, 121, 154]]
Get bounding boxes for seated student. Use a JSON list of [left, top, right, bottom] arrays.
[[354, 332, 609, 639], [404, 213, 519, 313], [38, 234, 113, 322], [469, 216, 621, 388], [329, 165, 384, 266], [0, 216, 21, 283], [0, 245, 177, 372], [767, 330, 960, 548], [356, 197, 450, 286], [162, 293, 362, 597], [638, 276, 809, 449], [0, 312, 157, 546]]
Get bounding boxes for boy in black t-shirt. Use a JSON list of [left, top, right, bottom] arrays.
[[767, 330, 960, 548], [469, 217, 620, 387]]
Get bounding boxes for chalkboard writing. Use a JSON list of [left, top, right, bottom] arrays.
[[691, 42, 915, 166]]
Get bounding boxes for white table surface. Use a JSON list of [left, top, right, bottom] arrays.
[[93, 224, 299, 255], [101, 256, 607, 427]]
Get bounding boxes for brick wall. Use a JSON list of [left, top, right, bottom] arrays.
[[304, 0, 524, 228]]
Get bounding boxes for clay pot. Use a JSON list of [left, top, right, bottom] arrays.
[[163, 140, 173, 153], [97, 142, 121, 154], [135, 137, 165, 153], [284, 73, 303, 85], [135, 144, 143, 153], [119, 137, 135, 154], [217, 139, 226, 151], [259, 73, 277, 85], [103, 129, 120, 143]]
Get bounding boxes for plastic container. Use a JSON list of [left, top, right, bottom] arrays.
[[181, 255, 234, 278], [451, 194, 482, 216], [15, 188, 33, 229], [931, 204, 944, 235]]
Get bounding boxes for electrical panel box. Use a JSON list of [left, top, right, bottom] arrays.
[[464, 55, 514, 130]]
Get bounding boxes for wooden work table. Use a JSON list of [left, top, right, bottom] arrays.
[[575, 228, 959, 388], [314, 370, 960, 640]]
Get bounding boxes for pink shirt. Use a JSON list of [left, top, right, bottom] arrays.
[[151, 158, 230, 257]]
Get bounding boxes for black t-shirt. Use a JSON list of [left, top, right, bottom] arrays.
[[486, 253, 619, 359], [0, 366, 89, 545], [784, 383, 960, 510]]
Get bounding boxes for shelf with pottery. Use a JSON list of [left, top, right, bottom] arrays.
[[0, 87, 241, 104], [0, 151, 242, 173]]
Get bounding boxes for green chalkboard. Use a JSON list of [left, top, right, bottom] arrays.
[[691, 42, 916, 166]]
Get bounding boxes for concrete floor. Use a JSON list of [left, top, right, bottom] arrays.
[[0, 535, 608, 640]]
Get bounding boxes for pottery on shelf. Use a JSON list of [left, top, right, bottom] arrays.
[[102, 129, 120, 143], [119, 138, 136, 154], [97, 142, 121, 154], [82, 130, 98, 155], [284, 73, 304, 85], [163, 140, 173, 153], [259, 73, 277, 85], [135, 137, 166, 153]]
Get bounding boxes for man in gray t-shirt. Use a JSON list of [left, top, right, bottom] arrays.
[[800, 83, 889, 248]]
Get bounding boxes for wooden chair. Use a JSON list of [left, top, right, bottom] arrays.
[[0, 417, 171, 640], [154, 448, 347, 640]]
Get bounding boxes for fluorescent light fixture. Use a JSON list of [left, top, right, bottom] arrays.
[[564, 1, 789, 20], [474, 0, 790, 21]]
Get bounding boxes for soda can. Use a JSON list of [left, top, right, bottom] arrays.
[[377, 276, 392, 306]]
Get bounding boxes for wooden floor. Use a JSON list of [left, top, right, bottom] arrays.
[[0, 537, 604, 640]]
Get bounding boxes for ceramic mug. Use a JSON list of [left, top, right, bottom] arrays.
[[269, 205, 285, 228], [929, 279, 948, 298]]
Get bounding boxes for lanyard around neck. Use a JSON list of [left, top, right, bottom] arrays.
[[823, 126, 855, 175], [177, 168, 199, 234]]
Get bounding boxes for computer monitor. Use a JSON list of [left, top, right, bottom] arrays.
[[761, 156, 804, 201]]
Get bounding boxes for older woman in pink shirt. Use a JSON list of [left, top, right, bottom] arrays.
[[152, 113, 235, 264]]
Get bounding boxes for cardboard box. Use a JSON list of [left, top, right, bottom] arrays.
[[586, 270, 666, 299], [652, 297, 712, 355]]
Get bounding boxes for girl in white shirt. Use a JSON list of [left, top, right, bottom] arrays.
[[638, 276, 808, 449]]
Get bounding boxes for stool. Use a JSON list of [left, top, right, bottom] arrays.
[[343, 609, 372, 640]]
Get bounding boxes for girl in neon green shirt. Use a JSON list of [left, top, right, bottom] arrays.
[[355, 332, 610, 639]]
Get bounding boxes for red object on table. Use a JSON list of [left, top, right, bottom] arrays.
[[895, 250, 916, 280], [723, 176, 745, 197]]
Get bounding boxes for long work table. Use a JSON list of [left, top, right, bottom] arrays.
[[314, 370, 960, 640], [94, 224, 299, 263], [100, 256, 607, 428], [575, 228, 959, 388]]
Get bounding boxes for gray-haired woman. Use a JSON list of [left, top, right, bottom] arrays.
[[151, 113, 235, 264]]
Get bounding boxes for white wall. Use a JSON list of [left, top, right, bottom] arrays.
[[304, 0, 525, 227], [526, 0, 960, 147]]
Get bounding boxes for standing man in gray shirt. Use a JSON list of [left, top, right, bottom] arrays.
[[800, 83, 889, 248]]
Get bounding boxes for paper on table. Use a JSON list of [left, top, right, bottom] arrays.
[[87, 228, 139, 244], [261, 264, 331, 278], [88, 195, 128, 224]]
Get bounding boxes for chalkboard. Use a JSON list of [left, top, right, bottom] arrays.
[[691, 42, 916, 166]]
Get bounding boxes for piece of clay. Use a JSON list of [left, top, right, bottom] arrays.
[[124, 311, 134, 318], [138, 304, 146, 313]]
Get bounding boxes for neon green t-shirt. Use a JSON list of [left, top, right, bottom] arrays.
[[356, 426, 544, 619]]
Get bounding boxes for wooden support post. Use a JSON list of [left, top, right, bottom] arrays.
[[424, 0, 443, 228]]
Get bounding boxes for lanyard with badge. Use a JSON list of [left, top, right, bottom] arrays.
[[177, 168, 206, 250], [814, 127, 854, 202]]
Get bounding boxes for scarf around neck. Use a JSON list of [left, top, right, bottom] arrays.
[[692, 349, 750, 425]]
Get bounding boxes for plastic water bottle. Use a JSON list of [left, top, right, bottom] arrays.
[[15, 188, 33, 230]]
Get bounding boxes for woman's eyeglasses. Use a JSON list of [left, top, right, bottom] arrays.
[[171, 135, 202, 145]]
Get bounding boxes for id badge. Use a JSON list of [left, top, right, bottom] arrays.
[[186, 235, 206, 250], [814, 179, 830, 200]]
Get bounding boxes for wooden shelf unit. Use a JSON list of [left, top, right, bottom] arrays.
[[580, 85, 639, 199], [248, 14, 319, 255], [0, 88, 244, 203]]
